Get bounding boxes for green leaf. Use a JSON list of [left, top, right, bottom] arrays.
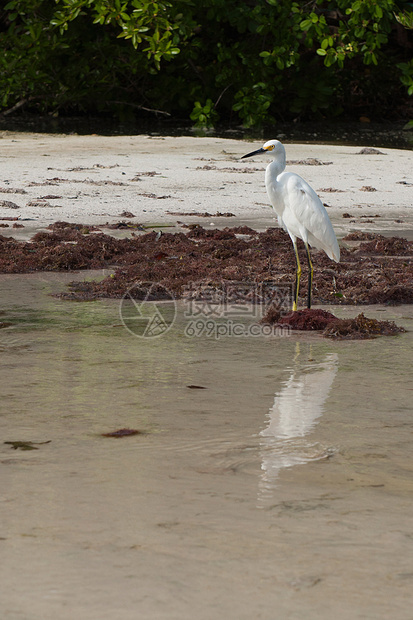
[[375, 6, 383, 19], [300, 19, 312, 31]]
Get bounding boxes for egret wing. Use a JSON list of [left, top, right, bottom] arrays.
[[279, 172, 340, 261]]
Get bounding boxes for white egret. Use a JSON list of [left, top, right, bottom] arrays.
[[241, 140, 340, 310]]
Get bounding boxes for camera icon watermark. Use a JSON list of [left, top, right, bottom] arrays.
[[119, 280, 292, 339], [119, 282, 177, 338]]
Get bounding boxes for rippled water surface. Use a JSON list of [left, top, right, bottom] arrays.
[[1, 272, 413, 620]]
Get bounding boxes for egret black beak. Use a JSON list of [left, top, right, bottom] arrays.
[[241, 147, 265, 159]]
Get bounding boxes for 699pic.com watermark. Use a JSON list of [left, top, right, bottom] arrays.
[[182, 281, 291, 339], [119, 280, 292, 339]]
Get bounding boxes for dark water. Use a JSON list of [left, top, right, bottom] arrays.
[[1, 114, 412, 150]]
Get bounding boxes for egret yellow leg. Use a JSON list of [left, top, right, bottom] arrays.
[[305, 242, 313, 309], [293, 242, 301, 312]]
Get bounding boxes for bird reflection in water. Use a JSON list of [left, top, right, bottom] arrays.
[[258, 344, 338, 505]]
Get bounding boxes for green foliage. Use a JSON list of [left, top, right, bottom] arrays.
[[394, 7, 413, 30], [398, 59, 413, 95], [189, 99, 218, 128], [49, 0, 189, 67], [233, 83, 272, 129], [0, 0, 412, 125]]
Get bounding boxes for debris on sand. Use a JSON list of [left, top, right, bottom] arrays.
[[0, 200, 20, 209], [101, 428, 144, 438], [26, 200, 61, 208], [357, 147, 385, 155], [167, 211, 235, 217], [46, 221, 101, 235], [103, 221, 146, 230], [318, 187, 344, 193], [287, 158, 333, 166], [0, 187, 27, 195], [4, 440, 51, 450]]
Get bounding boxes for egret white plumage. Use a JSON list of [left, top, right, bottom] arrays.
[[241, 140, 340, 311]]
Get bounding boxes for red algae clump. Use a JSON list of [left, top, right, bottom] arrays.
[[262, 308, 338, 330], [261, 307, 406, 339], [322, 312, 406, 340]]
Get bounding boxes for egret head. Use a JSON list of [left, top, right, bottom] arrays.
[[241, 139, 285, 160]]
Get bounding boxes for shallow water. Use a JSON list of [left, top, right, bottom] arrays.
[[1, 272, 413, 620]]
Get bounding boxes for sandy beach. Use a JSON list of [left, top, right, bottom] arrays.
[[1, 132, 413, 238]]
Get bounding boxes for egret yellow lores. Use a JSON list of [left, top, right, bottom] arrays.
[[241, 140, 340, 311]]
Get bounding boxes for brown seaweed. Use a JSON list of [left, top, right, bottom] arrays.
[[0, 222, 411, 308]]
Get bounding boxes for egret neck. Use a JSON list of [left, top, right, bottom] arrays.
[[265, 153, 287, 218]]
